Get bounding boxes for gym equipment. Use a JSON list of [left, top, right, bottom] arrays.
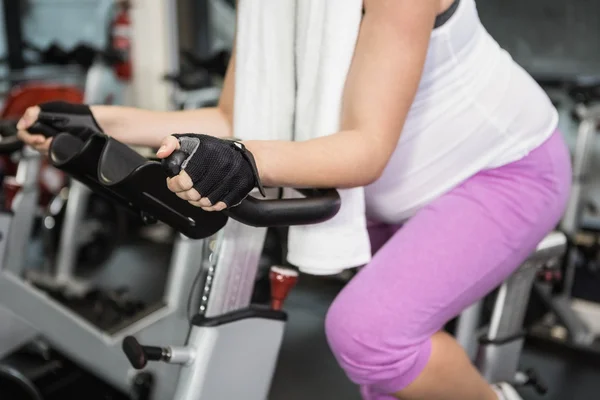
[[0, 78, 125, 281], [24, 45, 131, 295], [0, 130, 340, 400], [0, 121, 38, 362], [526, 96, 600, 351], [499, 77, 600, 353], [164, 50, 230, 110], [41, 185, 129, 276], [477, 3, 600, 351], [0, 47, 135, 395], [455, 231, 568, 394], [541, 99, 599, 344]]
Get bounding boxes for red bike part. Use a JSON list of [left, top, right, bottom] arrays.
[[1, 84, 84, 120]]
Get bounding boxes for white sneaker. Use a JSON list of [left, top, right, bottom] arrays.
[[492, 383, 523, 400]]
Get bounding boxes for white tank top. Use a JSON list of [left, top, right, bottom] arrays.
[[365, 0, 558, 223]]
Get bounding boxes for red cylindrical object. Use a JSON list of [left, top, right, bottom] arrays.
[[269, 266, 299, 311], [112, 2, 132, 81], [3, 176, 21, 211]]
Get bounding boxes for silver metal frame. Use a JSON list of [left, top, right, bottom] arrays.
[[173, 316, 284, 400], [0, 146, 277, 399], [26, 180, 95, 296], [3, 147, 42, 276], [25, 55, 127, 295], [536, 104, 600, 346], [456, 231, 568, 384]]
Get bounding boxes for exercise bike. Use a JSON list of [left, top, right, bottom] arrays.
[[0, 128, 340, 400], [527, 81, 600, 352], [28, 46, 134, 296], [454, 230, 567, 396]]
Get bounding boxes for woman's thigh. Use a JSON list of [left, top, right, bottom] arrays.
[[329, 130, 571, 344]]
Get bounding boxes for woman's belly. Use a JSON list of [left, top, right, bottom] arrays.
[[365, 0, 557, 224], [365, 96, 508, 224]]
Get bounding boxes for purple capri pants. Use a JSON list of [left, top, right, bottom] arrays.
[[324, 130, 572, 399]]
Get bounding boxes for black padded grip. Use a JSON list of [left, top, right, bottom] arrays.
[[0, 136, 24, 155], [230, 189, 341, 227], [162, 150, 187, 178], [0, 120, 24, 154], [162, 151, 341, 226]]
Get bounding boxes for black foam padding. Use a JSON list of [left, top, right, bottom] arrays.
[[227, 189, 341, 228], [50, 133, 228, 239], [0, 119, 24, 154]]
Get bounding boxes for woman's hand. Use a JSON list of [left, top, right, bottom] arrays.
[[156, 134, 265, 212], [16, 106, 52, 154], [16, 101, 105, 155]]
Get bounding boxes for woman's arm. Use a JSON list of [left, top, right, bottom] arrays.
[[93, 47, 237, 148], [245, 0, 439, 188]]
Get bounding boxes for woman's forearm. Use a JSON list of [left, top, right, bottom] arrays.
[[245, 129, 390, 189], [92, 105, 233, 148]]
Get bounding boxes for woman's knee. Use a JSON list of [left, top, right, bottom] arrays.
[[325, 289, 431, 390]]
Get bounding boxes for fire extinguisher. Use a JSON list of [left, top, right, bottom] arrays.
[[111, 0, 132, 81]]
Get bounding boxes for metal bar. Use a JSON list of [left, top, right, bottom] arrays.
[[54, 181, 91, 284], [455, 300, 484, 361], [1, 0, 26, 70]]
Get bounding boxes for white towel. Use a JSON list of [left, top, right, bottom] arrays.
[[234, 0, 371, 275]]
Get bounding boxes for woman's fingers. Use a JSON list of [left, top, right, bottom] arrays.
[[189, 198, 212, 208], [156, 135, 181, 158], [166, 171, 194, 193], [16, 106, 51, 154], [188, 199, 227, 212], [205, 201, 227, 212], [160, 135, 230, 212], [16, 106, 40, 130], [17, 130, 45, 144], [33, 137, 53, 155], [175, 188, 202, 202]]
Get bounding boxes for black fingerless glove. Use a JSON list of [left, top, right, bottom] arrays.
[[32, 101, 103, 140], [173, 134, 266, 207]]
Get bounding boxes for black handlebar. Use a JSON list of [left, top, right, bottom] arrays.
[[162, 150, 341, 227], [162, 150, 187, 177], [0, 120, 24, 155], [230, 189, 341, 227], [46, 133, 341, 237]]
